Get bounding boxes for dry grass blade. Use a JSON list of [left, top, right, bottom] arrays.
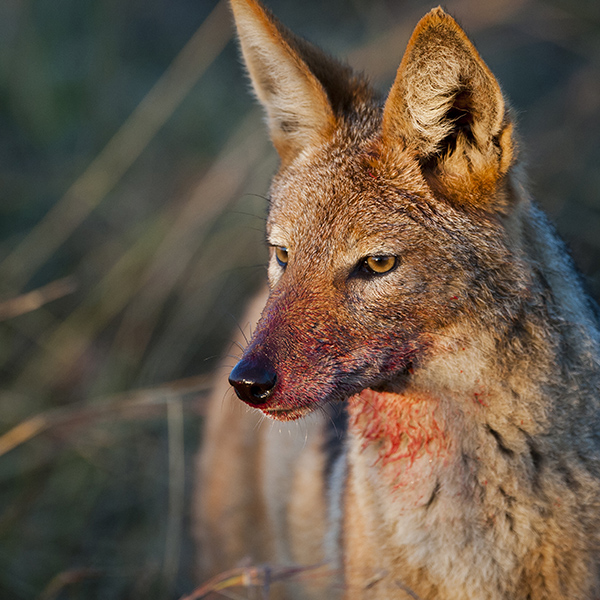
[[0, 0, 232, 292], [179, 563, 331, 600], [0, 375, 211, 457], [163, 397, 186, 594], [0, 276, 77, 321], [38, 568, 103, 600]]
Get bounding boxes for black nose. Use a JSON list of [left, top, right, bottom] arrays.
[[229, 357, 277, 405]]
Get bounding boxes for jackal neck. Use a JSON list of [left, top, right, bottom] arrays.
[[347, 389, 452, 496]]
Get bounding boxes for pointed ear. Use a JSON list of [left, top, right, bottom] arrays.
[[382, 8, 515, 207], [230, 0, 351, 164]]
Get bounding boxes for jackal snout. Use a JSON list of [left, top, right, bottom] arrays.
[[228, 280, 426, 422], [227, 289, 353, 419], [229, 353, 277, 405]]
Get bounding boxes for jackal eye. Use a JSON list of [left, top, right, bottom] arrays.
[[363, 255, 397, 275], [275, 246, 289, 267]]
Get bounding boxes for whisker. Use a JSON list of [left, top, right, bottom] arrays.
[[226, 312, 251, 347], [229, 340, 246, 355], [242, 192, 270, 203], [227, 209, 268, 222]]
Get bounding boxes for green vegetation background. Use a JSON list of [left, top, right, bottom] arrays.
[[0, 0, 599, 598]]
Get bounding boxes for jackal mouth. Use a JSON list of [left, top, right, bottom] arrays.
[[260, 388, 377, 422], [259, 387, 352, 421], [259, 375, 409, 422], [261, 405, 315, 421], [255, 358, 414, 422]]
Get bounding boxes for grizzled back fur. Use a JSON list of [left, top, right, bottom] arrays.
[[195, 2, 600, 599]]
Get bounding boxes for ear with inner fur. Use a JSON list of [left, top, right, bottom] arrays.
[[229, 0, 355, 164], [382, 7, 515, 208]]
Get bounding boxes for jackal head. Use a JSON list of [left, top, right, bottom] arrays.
[[228, 0, 519, 420]]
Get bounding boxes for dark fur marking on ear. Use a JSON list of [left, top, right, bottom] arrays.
[[441, 87, 476, 153], [279, 120, 298, 133], [258, 73, 278, 97], [418, 85, 479, 174]]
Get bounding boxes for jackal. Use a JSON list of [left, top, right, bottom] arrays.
[[195, 1, 600, 598]]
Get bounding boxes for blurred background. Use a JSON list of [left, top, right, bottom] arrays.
[[0, 0, 598, 597]]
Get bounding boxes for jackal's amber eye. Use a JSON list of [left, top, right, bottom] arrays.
[[364, 255, 397, 274], [275, 246, 289, 267]]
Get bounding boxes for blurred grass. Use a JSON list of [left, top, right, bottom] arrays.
[[0, 0, 598, 598]]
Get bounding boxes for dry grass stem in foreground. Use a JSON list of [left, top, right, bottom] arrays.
[[0, 375, 210, 457], [0, 276, 77, 321], [179, 563, 333, 600]]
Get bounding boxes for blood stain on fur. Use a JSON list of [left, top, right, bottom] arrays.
[[348, 389, 451, 487]]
